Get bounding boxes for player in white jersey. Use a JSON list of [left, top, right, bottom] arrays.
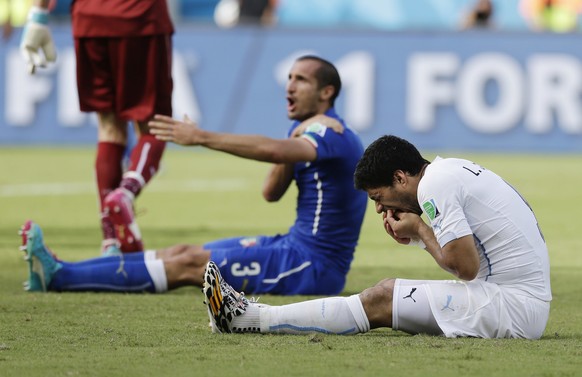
[[202, 135, 552, 339]]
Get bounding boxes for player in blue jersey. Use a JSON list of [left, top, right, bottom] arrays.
[[19, 55, 368, 296]]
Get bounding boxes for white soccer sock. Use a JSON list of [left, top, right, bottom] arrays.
[[252, 295, 370, 335], [230, 301, 265, 333], [144, 251, 168, 293]]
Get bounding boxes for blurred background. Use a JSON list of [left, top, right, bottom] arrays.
[[1, 0, 581, 151]]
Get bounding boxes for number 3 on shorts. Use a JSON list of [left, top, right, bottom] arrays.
[[231, 262, 261, 277]]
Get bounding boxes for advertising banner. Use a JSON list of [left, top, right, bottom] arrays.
[[1, 26, 581, 152]]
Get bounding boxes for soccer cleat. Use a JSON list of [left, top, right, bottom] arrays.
[[100, 238, 122, 257], [203, 261, 250, 333], [103, 188, 144, 253], [101, 243, 122, 257], [19, 220, 62, 292]]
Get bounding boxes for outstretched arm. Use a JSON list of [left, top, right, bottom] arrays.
[[149, 115, 317, 163]]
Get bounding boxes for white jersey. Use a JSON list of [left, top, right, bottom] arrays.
[[417, 157, 552, 302]]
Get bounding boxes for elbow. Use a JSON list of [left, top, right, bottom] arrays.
[[263, 193, 280, 202], [262, 189, 281, 202], [456, 264, 479, 281], [442, 256, 479, 281], [457, 270, 478, 281]]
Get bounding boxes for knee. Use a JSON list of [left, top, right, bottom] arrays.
[[173, 244, 193, 253], [163, 244, 210, 264], [359, 278, 396, 328], [160, 243, 193, 257], [98, 113, 127, 143], [174, 245, 209, 267]]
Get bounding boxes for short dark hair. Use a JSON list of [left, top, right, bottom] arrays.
[[296, 55, 341, 106], [354, 135, 430, 190]]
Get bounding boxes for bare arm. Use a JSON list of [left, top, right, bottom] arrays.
[[417, 221, 479, 280], [385, 210, 480, 280], [262, 163, 294, 202], [149, 115, 317, 163], [429, 235, 480, 280], [262, 115, 340, 200]]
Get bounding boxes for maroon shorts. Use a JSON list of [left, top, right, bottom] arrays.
[[74, 35, 173, 122]]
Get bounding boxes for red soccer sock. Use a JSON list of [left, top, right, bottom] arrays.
[[100, 216, 117, 247], [96, 142, 125, 241], [95, 142, 125, 208], [121, 134, 166, 197]]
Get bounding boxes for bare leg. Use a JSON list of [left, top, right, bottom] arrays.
[[359, 278, 395, 329], [156, 244, 206, 259], [158, 244, 211, 288], [98, 112, 128, 144]]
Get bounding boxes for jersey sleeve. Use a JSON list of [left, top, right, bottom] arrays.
[[418, 167, 473, 248], [299, 122, 345, 161]]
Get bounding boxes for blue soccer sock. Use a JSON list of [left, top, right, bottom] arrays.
[[49, 252, 167, 293], [64, 251, 147, 268]]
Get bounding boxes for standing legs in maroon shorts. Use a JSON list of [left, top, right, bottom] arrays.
[[75, 35, 173, 254], [96, 114, 166, 253]]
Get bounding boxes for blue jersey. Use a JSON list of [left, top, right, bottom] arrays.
[[287, 108, 367, 274], [208, 108, 367, 295]]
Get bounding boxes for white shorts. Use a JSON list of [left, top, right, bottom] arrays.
[[392, 279, 550, 339]]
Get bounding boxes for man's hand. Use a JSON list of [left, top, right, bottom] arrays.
[[383, 210, 425, 248], [291, 114, 344, 138], [20, 6, 56, 74], [149, 114, 202, 145]]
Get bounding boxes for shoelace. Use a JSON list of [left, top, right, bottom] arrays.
[[222, 284, 260, 310], [233, 289, 261, 304]]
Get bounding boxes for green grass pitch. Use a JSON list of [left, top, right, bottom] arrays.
[[0, 147, 581, 377]]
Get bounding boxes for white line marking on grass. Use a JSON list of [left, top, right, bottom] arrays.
[[0, 179, 251, 197]]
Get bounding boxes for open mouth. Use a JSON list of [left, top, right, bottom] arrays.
[[287, 97, 296, 112]]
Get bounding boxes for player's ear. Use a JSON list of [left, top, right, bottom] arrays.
[[320, 85, 335, 102], [393, 170, 406, 186]]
